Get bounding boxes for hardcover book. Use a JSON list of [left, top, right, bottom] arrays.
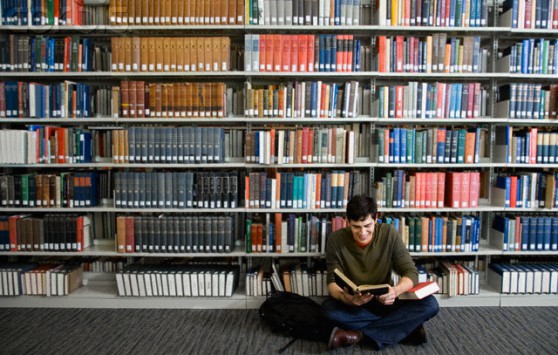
[[333, 268, 389, 295], [398, 281, 440, 300]]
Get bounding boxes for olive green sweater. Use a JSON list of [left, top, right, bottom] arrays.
[[326, 223, 418, 287]]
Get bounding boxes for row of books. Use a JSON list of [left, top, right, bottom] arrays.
[[0, 172, 106, 208], [498, 127, 558, 164], [487, 262, 558, 294], [111, 37, 231, 72], [385, 214, 481, 253], [244, 170, 368, 209], [3, 80, 555, 121], [431, 261, 480, 297], [374, 82, 487, 119], [118, 81, 227, 118], [374, 170, 481, 209], [246, 262, 329, 297], [116, 264, 240, 297], [244, 125, 368, 165], [243, 81, 367, 119], [0, 81, 92, 119], [375, 0, 488, 27], [247, 0, 363, 26], [377, 127, 486, 165], [501, 0, 558, 29], [1, 0, 85, 26], [492, 215, 558, 251], [0, 126, 97, 164], [112, 126, 228, 164], [82, 257, 128, 272], [244, 34, 363, 73], [109, 0, 245, 25], [498, 39, 558, 75], [0, 214, 91, 252], [0, 263, 83, 297], [375, 35, 485, 74], [0, 35, 104, 73], [116, 215, 236, 254], [114, 171, 239, 209], [496, 84, 558, 120], [246, 214, 345, 254], [491, 172, 558, 209]]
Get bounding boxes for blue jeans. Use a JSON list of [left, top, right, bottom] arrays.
[[321, 295, 439, 349]]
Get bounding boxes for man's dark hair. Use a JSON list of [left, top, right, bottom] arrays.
[[346, 195, 378, 222]]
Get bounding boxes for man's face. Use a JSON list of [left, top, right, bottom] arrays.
[[348, 215, 376, 246]]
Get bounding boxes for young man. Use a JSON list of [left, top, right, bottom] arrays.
[[321, 195, 439, 350]]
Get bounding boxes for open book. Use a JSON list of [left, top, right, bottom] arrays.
[[398, 281, 440, 300], [333, 268, 389, 295]]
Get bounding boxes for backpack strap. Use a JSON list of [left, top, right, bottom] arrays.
[[278, 338, 298, 353]]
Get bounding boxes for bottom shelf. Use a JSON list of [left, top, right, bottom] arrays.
[[1, 280, 556, 308]]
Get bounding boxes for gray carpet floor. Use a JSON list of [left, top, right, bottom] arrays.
[[0, 307, 557, 354]]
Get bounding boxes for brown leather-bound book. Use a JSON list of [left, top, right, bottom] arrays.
[[48, 175, 56, 207], [164, 0, 172, 25], [155, 37, 164, 71], [218, 0, 227, 24], [197, 38, 205, 71], [160, 84, 168, 117], [140, 37, 148, 71], [200, 83, 208, 117], [129, 81, 137, 118], [147, 0, 154, 24], [182, 0, 190, 24], [162, 37, 170, 71], [110, 37, 119, 71], [141, 0, 148, 24], [178, 83, 187, 117], [185, 82, 193, 116], [169, 37, 177, 72], [128, 0, 136, 24], [120, 80, 130, 118], [147, 37, 156, 71], [173, 83, 181, 117], [142, 82, 150, 117], [204, 0, 211, 24], [204, 37, 213, 71], [183, 37, 191, 71], [123, 37, 132, 72], [123, 129, 130, 163], [136, 81, 145, 118], [228, 0, 236, 24], [236, 0, 244, 24], [112, 129, 120, 163], [116, 216, 126, 253], [216, 82, 225, 117], [220, 37, 230, 71], [257, 88, 264, 118], [109, 0, 117, 25], [120, 0, 129, 24], [171, 0, 179, 24], [192, 83, 200, 117], [186, 38, 195, 71], [148, 83, 157, 116], [132, 37, 140, 72], [176, 38, 184, 71], [189, 0, 197, 24], [167, 83, 174, 117], [153, 0, 160, 24]]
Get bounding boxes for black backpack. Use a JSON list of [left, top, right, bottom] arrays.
[[258, 291, 333, 351]]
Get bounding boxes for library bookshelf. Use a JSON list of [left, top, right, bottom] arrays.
[[0, 0, 557, 308]]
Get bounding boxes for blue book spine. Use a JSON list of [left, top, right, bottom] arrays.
[[353, 39, 361, 72], [543, 217, 551, 250], [551, 217, 558, 250], [393, 128, 400, 163], [520, 216, 530, 250], [310, 81, 318, 118], [319, 35, 326, 72], [400, 128, 407, 163]]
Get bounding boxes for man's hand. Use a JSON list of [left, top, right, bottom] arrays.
[[340, 289, 374, 306], [377, 286, 397, 305]]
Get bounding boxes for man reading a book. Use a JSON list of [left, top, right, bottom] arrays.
[[321, 195, 439, 350]]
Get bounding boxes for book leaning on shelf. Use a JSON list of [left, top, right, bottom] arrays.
[[333, 268, 389, 295]]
